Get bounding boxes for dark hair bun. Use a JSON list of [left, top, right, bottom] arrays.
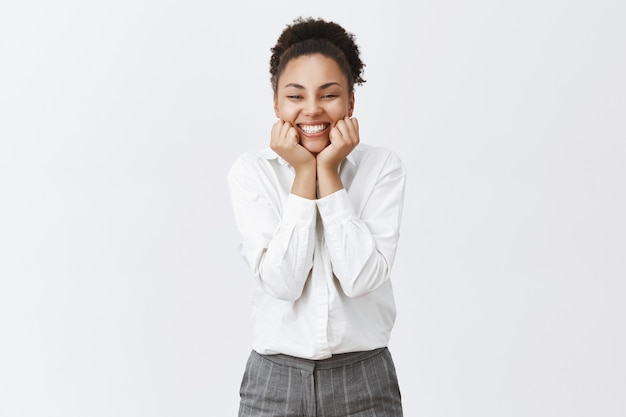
[[270, 17, 366, 92]]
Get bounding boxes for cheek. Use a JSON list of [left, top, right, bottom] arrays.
[[330, 102, 352, 119], [276, 103, 298, 121]]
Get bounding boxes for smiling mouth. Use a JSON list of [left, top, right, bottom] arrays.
[[298, 123, 330, 135]]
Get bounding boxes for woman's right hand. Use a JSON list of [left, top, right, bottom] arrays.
[[270, 120, 316, 170], [271, 120, 317, 199]]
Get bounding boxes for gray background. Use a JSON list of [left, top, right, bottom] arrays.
[[1, 0, 624, 416]]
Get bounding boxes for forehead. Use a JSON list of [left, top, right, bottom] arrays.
[[279, 54, 348, 88]]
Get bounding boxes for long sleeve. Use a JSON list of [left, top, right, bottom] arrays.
[[227, 153, 317, 301], [317, 151, 406, 298], [228, 144, 405, 359]]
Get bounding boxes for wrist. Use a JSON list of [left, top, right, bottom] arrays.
[[291, 162, 317, 200], [316, 158, 340, 175], [316, 166, 343, 198], [293, 159, 317, 175]]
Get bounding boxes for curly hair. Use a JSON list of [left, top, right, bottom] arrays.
[[270, 17, 366, 94]]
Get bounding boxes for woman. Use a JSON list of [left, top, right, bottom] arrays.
[[227, 16, 406, 416]]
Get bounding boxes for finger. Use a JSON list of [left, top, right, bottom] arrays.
[[279, 120, 292, 139], [329, 125, 342, 143], [270, 120, 284, 147], [349, 117, 359, 137], [342, 117, 359, 144], [287, 125, 300, 145], [271, 120, 284, 138], [333, 120, 353, 144]]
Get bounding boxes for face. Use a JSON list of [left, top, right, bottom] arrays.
[[274, 54, 354, 155]]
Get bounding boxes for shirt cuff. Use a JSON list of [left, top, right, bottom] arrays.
[[284, 193, 317, 226], [316, 189, 356, 226]]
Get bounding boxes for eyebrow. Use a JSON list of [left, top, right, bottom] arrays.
[[283, 82, 343, 90]]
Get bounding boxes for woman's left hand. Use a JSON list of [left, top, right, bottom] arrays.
[[316, 116, 359, 171]]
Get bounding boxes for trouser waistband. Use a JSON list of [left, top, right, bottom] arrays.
[[257, 347, 387, 372]]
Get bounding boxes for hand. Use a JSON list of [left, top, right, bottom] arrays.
[[270, 120, 316, 170], [316, 116, 360, 171]]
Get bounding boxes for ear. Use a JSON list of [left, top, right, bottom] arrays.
[[273, 95, 279, 118], [348, 94, 355, 117]]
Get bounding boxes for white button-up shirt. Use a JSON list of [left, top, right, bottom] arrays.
[[227, 143, 406, 360]]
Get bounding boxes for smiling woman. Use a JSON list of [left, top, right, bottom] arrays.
[[274, 54, 354, 157], [227, 16, 407, 416]]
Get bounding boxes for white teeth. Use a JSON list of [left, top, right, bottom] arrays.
[[300, 124, 327, 134]]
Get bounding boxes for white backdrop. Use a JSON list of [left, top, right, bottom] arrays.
[[1, 0, 625, 416]]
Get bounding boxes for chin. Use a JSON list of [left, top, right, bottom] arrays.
[[302, 139, 330, 155]]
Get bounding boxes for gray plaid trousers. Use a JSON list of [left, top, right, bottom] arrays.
[[238, 347, 403, 417]]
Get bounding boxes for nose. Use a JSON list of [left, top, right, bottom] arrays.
[[303, 97, 322, 116]]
